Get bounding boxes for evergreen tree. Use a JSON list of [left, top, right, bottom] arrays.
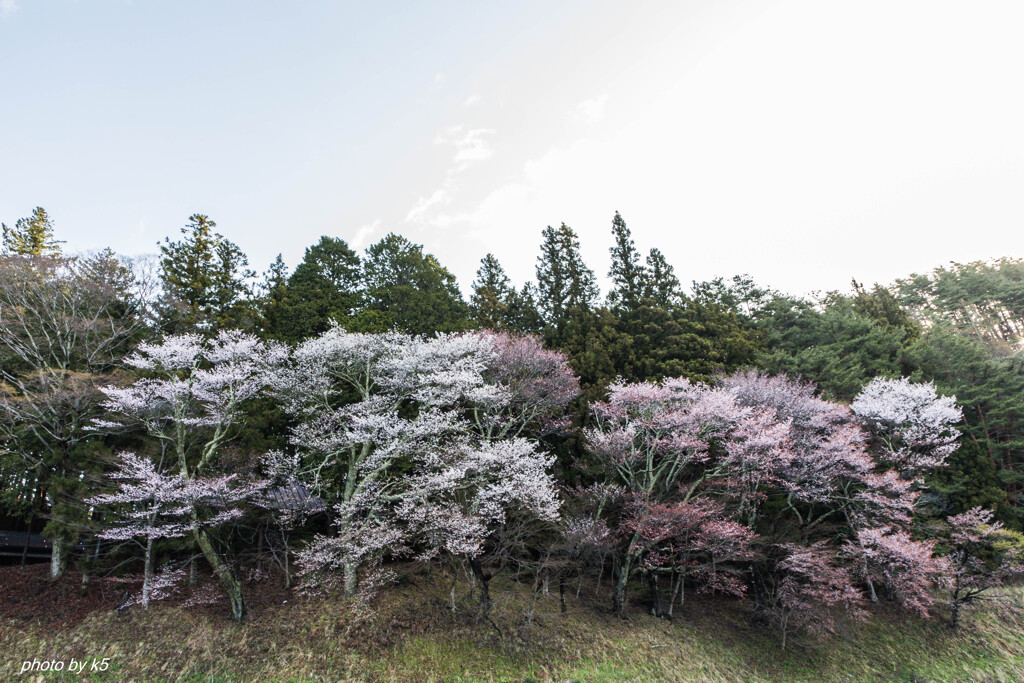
[[264, 237, 362, 342], [755, 293, 911, 401], [258, 254, 289, 338], [535, 223, 598, 336], [470, 253, 513, 330], [607, 212, 646, 312], [358, 233, 469, 335], [905, 324, 1024, 524], [505, 283, 545, 335], [157, 214, 255, 333], [1, 207, 64, 256], [851, 280, 919, 342], [895, 258, 1024, 353], [645, 247, 682, 308]]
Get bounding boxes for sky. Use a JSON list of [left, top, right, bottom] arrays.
[[1, 0, 1022, 298]]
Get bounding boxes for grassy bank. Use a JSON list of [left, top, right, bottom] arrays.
[[2, 565, 1023, 682]]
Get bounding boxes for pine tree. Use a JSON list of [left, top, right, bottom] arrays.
[[607, 212, 647, 312], [1, 207, 64, 256]]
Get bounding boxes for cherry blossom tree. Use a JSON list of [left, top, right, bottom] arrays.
[[93, 331, 285, 620], [846, 526, 946, 617], [763, 543, 865, 650], [280, 326, 569, 609], [473, 331, 580, 438], [585, 377, 756, 615], [942, 506, 1024, 628], [621, 498, 754, 618], [398, 437, 560, 617], [276, 327, 502, 595], [585, 369, 957, 636], [88, 451, 267, 609], [852, 377, 962, 478]]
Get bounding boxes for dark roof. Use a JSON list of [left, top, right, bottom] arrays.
[[264, 480, 327, 512]]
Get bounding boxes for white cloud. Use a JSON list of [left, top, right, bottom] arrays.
[[350, 219, 381, 249], [434, 71, 446, 85], [434, 126, 495, 168], [406, 126, 499, 225], [0, 0, 19, 17], [568, 94, 609, 124], [405, 189, 452, 223], [464, 94, 483, 107]]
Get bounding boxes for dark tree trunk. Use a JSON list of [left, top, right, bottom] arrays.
[[559, 574, 567, 614], [20, 511, 34, 569], [469, 558, 492, 619]]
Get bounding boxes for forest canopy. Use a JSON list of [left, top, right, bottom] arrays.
[[1, 207, 1022, 646]]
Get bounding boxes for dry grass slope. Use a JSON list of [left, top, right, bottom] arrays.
[[1, 564, 1023, 682]]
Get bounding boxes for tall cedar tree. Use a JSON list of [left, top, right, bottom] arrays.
[[535, 223, 613, 393], [535, 223, 599, 337], [470, 253, 514, 330], [359, 233, 470, 335], [157, 214, 255, 333], [606, 213, 760, 383], [607, 212, 646, 312]]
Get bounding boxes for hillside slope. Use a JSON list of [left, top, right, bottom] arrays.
[[1, 564, 1022, 682]]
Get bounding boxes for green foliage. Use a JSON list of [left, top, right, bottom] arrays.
[[607, 211, 645, 312], [535, 223, 599, 336], [157, 214, 256, 333], [755, 294, 911, 401], [469, 253, 513, 330], [905, 324, 1024, 524], [1, 207, 64, 257], [645, 248, 682, 309], [895, 258, 1024, 354], [358, 233, 469, 335], [262, 237, 362, 342]]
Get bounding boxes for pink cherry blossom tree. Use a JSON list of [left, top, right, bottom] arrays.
[[474, 331, 580, 438], [764, 543, 866, 650], [93, 330, 285, 620], [585, 377, 755, 616], [585, 369, 956, 638], [942, 506, 1024, 628], [845, 526, 946, 617]]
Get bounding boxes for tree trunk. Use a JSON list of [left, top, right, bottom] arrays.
[[20, 512, 33, 570], [49, 536, 67, 579], [648, 572, 666, 619], [613, 553, 634, 617], [559, 574, 567, 615], [142, 536, 154, 609], [469, 558, 492, 619], [194, 528, 244, 621], [282, 534, 291, 590], [343, 559, 358, 597]]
